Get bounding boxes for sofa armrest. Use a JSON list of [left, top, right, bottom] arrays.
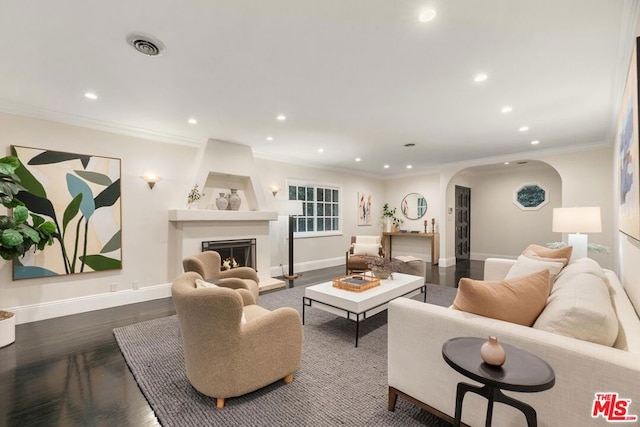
[[483, 257, 516, 280], [388, 298, 640, 426]]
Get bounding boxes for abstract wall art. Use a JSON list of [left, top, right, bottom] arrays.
[[11, 146, 122, 279], [357, 192, 372, 226]]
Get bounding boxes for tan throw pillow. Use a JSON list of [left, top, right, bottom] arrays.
[[353, 243, 380, 256], [523, 244, 572, 267], [505, 255, 564, 283], [453, 270, 551, 326]]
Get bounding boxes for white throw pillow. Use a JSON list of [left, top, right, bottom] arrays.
[[355, 235, 381, 245], [533, 271, 618, 346], [353, 243, 380, 256], [195, 278, 219, 289], [505, 255, 564, 284], [241, 311, 247, 324]]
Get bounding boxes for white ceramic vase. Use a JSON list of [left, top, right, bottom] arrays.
[[215, 193, 229, 210], [228, 189, 241, 210], [480, 336, 506, 366], [0, 311, 16, 348]]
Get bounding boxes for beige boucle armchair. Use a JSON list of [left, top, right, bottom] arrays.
[[171, 272, 303, 408], [182, 250, 260, 301]]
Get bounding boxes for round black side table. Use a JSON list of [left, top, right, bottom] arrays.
[[442, 337, 555, 427]]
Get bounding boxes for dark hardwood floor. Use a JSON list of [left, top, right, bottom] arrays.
[[0, 260, 482, 427]]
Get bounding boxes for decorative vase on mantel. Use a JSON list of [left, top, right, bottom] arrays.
[[480, 336, 506, 366], [228, 189, 241, 211], [215, 193, 229, 210]]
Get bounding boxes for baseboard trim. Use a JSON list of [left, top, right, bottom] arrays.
[[8, 283, 172, 325], [269, 257, 344, 277], [438, 257, 457, 267], [470, 252, 516, 261]]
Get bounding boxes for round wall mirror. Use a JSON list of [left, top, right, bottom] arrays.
[[401, 193, 427, 219]]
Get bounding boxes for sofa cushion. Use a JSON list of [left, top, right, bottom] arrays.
[[533, 259, 618, 347], [453, 270, 550, 326], [353, 243, 380, 256], [523, 244, 572, 267], [505, 255, 564, 283]]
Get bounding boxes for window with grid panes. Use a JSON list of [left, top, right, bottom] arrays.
[[288, 183, 340, 235]]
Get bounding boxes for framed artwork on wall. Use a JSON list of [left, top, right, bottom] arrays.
[[513, 183, 549, 211], [357, 192, 372, 226], [618, 37, 640, 241], [11, 146, 122, 279]]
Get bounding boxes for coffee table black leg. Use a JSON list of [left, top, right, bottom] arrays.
[[355, 317, 359, 347]]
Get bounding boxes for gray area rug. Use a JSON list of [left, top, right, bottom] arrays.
[[113, 283, 457, 426]]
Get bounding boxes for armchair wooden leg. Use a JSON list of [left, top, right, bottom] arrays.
[[216, 398, 225, 409], [284, 374, 294, 384]]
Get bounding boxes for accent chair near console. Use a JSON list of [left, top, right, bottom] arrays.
[[346, 235, 384, 274], [183, 250, 260, 301], [171, 271, 303, 408]]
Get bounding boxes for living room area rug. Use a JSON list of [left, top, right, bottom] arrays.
[[113, 283, 457, 426]]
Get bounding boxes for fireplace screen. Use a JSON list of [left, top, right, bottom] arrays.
[[202, 239, 257, 271]]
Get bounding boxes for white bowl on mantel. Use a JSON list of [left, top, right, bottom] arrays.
[[0, 311, 16, 348]]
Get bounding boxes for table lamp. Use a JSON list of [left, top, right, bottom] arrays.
[[552, 207, 602, 261]]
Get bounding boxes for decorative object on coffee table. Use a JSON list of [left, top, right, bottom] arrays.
[[367, 256, 397, 280], [480, 336, 506, 366], [442, 336, 555, 427], [332, 274, 380, 292], [228, 188, 241, 210]]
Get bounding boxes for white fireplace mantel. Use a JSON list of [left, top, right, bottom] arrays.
[[168, 209, 278, 222]]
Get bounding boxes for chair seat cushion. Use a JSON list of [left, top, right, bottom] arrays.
[[243, 304, 271, 322]]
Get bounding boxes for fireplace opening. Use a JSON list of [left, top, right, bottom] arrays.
[[202, 239, 257, 271]]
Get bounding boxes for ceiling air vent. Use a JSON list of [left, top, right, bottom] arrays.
[[126, 33, 166, 57]]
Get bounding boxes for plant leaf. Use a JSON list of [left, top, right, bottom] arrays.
[[94, 179, 120, 209], [18, 224, 40, 243], [0, 155, 20, 173], [78, 254, 121, 271], [12, 205, 28, 224], [15, 191, 58, 221], [100, 230, 121, 253], [28, 150, 91, 169], [66, 174, 95, 219], [74, 170, 112, 186], [11, 147, 47, 198], [13, 265, 59, 279], [38, 220, 57, 234], [63, 193, 83, 233], [2, 229, 23, 246]]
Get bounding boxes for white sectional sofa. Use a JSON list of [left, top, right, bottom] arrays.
[[388, 257, 640, 426]]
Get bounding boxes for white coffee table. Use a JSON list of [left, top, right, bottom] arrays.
[[302, 272, 425, 347]]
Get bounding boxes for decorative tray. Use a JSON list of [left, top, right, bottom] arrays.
[[332, 274, 380, 292]]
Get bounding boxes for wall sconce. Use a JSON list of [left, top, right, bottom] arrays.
[[269, 185, 280, 197], [141, 173, 162, 189]]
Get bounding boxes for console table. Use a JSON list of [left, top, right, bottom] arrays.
[[382, 232, 439, 265]]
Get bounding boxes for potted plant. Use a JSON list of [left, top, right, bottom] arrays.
[[382, 203, 403, 232], [187, 184, 204, 209], [0, 155, 57, 347], [367, 256, 399, 279]]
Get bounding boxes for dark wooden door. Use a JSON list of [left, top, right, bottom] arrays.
[[455, 185, 471, 261]]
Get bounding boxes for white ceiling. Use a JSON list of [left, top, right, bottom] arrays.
[[0, 0, 635, 176]]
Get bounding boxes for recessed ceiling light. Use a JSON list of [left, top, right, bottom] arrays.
[[418, 9, 437, 22], [355, 158, 361, 162], [384, 164, 390, 169], [531, 140, 540, 145], [406, 165, 413, 169], [519, 126, 529, 132], [501, 106, 513, 113], [276, 114, 286, 121], [84, 92, 98, 100], [473, 73, 488, 83], [266, 136, 274, 141], [317, 148, 324, 153], [187, 117, 197, 125], [504, 162, 510, 165]]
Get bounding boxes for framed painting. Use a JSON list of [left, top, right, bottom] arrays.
[[357, 192, 372, 226], [618, 37, 640, 241], [11, 146, 122, 279], [513, 183, 549, 211]]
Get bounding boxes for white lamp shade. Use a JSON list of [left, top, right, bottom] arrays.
[[552, 207, 602, 233]]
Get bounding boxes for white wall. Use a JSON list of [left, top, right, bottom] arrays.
[[254, 157, 386, 273], [0, 113, 198, 322], [466, 164, 562, 259]]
